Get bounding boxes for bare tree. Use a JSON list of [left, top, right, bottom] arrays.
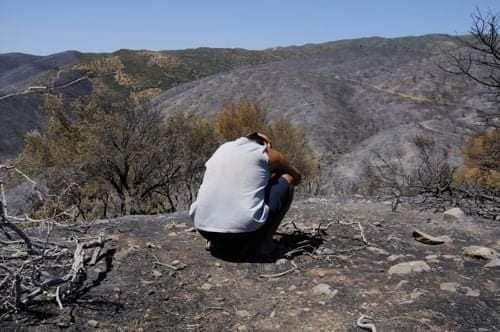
[[363, 136, 455, 211], [447, 8, 500, 122], [0, 165, 110, 316]]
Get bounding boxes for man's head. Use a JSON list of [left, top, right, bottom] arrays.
[[246, 132, 272, 148]]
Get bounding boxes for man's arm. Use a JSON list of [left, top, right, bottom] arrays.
[[267, 147, 302, 185]]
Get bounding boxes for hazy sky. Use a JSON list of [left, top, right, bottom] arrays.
[[1, 0, 499, 55]]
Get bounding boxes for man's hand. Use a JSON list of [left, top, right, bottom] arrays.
[[267, 147, 302, 186]]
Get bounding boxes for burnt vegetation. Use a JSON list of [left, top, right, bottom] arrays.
[[16, 97, 319, 221], [1, 8, 500, 327], [359, 9, 500, 217]]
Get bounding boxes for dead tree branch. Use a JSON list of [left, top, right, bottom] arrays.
[[0, 166, 111, 316]]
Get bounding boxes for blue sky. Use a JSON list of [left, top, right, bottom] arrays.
[[1, 1, 499, 55]]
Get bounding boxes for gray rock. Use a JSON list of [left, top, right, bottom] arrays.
[[200, 282, 213, 290], [485, 257, 500, 268], [464, 287, 480, 297], [367, 246, 390, 256], [88, 320, 99, 328], [443, 208, 465, 221], [440, 282, 459, 292], [388, 261, 431, 275], [387, 254, 405, 262], [235, 310, 251, 318], [463, 246, 498, 260], [395, 280, 409, 289], [152, 269, 162, 278], [275, 258, 288, 265], [312, 283, 338, 297]]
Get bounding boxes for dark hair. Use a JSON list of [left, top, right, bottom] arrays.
[[246, 132, 266, 145]]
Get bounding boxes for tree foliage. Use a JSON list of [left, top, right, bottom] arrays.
[[214, 102, 320, 193], [265, 118, 321, 193], [20, 98, 319, 219], [455, 129, 500, 189], [20, 94, 218, 219], [215, 102, 267, 141]]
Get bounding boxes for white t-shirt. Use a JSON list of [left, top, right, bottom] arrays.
[[189, 137, 270, 233]]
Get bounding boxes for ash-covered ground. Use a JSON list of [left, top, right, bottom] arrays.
[[2, 197, 499, 331]]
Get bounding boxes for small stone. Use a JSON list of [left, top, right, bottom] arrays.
[[88, 320, 99, 328], [440, 282, 459, 293], [168, 232, 177, 237], [236, 325, 249, 332], [425, 255, 440, 263], [317, 247, 335, 255], [387, 254, 405, 262], [171, 260, 181, 265], [443, 208, 465, 222], [57, 321, 70, 328], [388, 261, 431, 275], [407, 289, 424, 303], [113, 287, 121, 293], [485, 257, 500, 268], [215, 262, 221, 267], [312, 283, 338, 298], [367, 246, 390, 256], [465, 288, 480, 297], [152, 269, 162, 278], [140, 279, 155, 285], [276, 258, 288, 265], [288, 285, 297, 291], [395, 280, 409, 289], [270, 310, 276, 318], [236, 310, 250, 318], [463, 246, 498, 260], [318, 271, 326, 278], [200, 283, 212, 290]]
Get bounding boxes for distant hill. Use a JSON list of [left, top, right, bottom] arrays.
[[0, 51, 92, 160], [148, 35, 493, 192], [0, 35, 493, 193], [0, 47, 293, 161]]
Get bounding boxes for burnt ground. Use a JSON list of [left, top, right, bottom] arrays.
[[2, 197, 500, 331]]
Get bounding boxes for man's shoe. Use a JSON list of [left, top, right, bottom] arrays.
[[256, 239, 278, 256]]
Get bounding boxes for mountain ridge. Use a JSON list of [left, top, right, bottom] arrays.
[[0, 35, 491, 192]]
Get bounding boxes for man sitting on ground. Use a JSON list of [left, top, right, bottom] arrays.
[[189, 132, 301, 256]]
